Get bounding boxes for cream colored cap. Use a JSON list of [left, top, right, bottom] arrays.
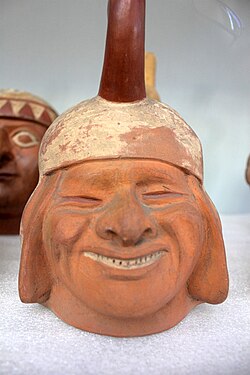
[[39, 96, 203, 181]]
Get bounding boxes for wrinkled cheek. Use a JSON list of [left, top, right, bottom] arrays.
[[43, 208, 92, 281], [156, 205, 204, 287]]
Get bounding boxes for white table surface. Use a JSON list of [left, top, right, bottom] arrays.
[[0, 215, 250, 375]]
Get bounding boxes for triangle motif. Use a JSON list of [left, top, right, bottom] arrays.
[[0, 100, 7, 110], [47, 108, 56, 122], [0, 101, 13, 116], [11, 100, 26, 116], [19, 104, 35, 119], [29, 103, 44, 120], [38, 110, 51, 125]]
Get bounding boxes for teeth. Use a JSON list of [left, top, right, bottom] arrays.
[[84, 251, 164, 269]]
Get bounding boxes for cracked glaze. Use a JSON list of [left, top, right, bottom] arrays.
[[40, 96, 203, 181]]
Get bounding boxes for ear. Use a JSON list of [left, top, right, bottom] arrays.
[[187, 175, 229, 304], [18, 173, 60, 303]]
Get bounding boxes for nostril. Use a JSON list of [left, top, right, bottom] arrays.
[[144, 227, 156, 238], [105, 228, 117, 239], [0, 153, 13, 164], [144, 228, 153, 235]]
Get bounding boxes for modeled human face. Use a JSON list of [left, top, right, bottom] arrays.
[[0, 118, 46, 216], [44, 159, 205, 319]]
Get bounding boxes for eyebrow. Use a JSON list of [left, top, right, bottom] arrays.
[[60, 166, 177, 193], [60, 169, 117, 190], [136, 179, 174, 189], [135, 168, 175, 183]]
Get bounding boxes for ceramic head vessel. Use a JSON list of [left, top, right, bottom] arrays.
[[0, 89, 58, 234], [19, 0, 228, 337]]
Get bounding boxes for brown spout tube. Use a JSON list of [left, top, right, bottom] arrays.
[[98, 0, 146, 102]]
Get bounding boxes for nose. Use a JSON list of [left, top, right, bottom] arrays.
[[95, 190, 157, 247], [0, 128, 14, 165]]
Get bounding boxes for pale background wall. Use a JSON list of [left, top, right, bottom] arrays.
[[1, 0, 250, 214]]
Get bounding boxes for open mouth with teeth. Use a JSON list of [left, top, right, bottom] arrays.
[[83, 251, 165, 270]]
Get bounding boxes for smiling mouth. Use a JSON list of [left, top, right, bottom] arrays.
[[83, 251, 165, 270]]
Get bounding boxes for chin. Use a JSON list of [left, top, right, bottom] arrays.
[[68, 280, 179, 321]]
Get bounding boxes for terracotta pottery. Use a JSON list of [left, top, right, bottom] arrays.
[[246, 155, 250, 185], [19, 0, 228, 337], [145, 52, 160, 100], [0, 90, 57, 234]]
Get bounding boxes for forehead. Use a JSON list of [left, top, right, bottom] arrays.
[[0, 118, 46, 134], [58, 159, 189, 192]]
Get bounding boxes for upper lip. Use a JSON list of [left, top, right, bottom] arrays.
[[82, 246, 169, 260]]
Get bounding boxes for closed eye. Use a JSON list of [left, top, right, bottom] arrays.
[[142, 191, 185, 205], [143, 191, 182, 198], [61, 196, 102, 205]]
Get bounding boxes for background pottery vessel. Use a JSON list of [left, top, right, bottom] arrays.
[[0, 89, 57, 234]]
